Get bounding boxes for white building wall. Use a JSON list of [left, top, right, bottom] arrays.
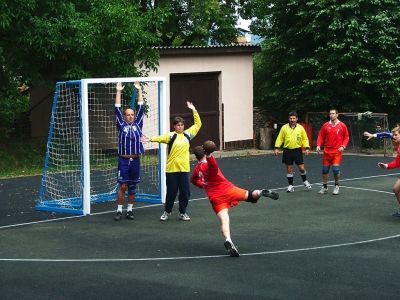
[[147, 54, 254, 143]]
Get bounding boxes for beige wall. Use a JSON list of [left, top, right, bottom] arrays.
[[147, 54, 254, 143]]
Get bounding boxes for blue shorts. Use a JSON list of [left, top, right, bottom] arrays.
[[118, 157, 140, 184]]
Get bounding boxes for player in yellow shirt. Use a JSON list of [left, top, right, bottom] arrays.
[[274, 111, 312, 192], [143, 101, 201, 221]]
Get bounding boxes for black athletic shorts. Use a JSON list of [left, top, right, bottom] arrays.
[[282, 148, 304, 165]]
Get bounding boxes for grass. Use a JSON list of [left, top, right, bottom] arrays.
[[0, 137, 47, 178]]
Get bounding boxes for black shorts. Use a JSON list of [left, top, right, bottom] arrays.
[[282, 148, 304, 165]]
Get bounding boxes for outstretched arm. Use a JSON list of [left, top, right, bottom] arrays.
[[186, 101, 202, 136], [364, 131, 393, 140], [115, 82, 124, 106], [134, 82, 143, 105]]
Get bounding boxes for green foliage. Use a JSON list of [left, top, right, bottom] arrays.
[[247, 0, 400, 122], [1, 0, 244, 140], [0, 0, 169, 139], [0, 137, 46, 177], [141, 0, 241, 46]]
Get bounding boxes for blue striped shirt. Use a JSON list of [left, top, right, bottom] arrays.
[[115, 104, 144, 155]]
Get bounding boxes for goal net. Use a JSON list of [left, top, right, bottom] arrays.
[[36, 77, 167, 215], [304, 112, 391, 155]]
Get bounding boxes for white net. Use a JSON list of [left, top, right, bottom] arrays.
[[37, 79, 165, 214]]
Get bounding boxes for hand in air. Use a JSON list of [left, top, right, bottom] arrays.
[[134, 81, 141, 90], [116, 82, 124, 92], [187, 101, 196, 110]]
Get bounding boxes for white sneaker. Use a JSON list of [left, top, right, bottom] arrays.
[[178, 213, 191, 221], [318, 187, 328, 194], [160, 211, 171, 221], [303, 180, 312, 189], [286, 185, 294, 193], [332, 185, 340, 195]]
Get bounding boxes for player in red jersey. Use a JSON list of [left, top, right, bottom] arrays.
[[316, 108, 350, 195], [377, 126, 400, 217], [190, 141, 279, 257]]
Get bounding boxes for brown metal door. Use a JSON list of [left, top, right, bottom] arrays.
[[170, 72, 220, 148]]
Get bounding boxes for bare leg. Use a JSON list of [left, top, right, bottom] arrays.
[[322, 173, 329, 185], [117, 183, 128, 205], [393, 178, 400, 205], [217, 208, 231, 241], [333, 169, 340, 185]]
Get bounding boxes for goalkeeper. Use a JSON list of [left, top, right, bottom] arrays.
[[190, 141, 279, 257], [113, 82, 144, 221]]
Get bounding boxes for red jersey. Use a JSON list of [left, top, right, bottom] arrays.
[[317, 120, 349, 152], [190, 155, 234, 200], [387, 148, 400, 169]]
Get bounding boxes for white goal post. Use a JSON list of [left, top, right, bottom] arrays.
[[36, 77, 168, 215]]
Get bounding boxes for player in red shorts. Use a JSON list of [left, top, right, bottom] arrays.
[[190, 142, 279, 257], [377, 126, 400, 217], [316, 108, 350, 195]]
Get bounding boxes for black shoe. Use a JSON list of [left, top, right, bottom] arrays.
[[261, 189, 279, 200], [224, 241, 240, 257], [126, 210, 134, 220], [114, 211, 122, 221]]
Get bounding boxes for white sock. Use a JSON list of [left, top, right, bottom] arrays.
[[225, 237, 232, 243], [117, 205, 123, 212], [127, 204, 133, 211]]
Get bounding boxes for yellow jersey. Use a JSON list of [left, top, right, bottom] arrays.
[[151, 110, 201, 172]]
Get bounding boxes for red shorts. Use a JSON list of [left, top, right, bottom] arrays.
[[210, 186, 247, 214], [323, 151, 342, 166]]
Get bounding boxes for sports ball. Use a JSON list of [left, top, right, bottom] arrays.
[[203, 140, 217, 154]]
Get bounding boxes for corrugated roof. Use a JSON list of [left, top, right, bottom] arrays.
[[155, 43, 261, 56], [155, 43, 260, 50]]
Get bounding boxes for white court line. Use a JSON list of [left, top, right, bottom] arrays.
[[338, 186, 393, 194], [0, 198, 206, 230], [1, 173, 399, 262], [2, 172, 399, 229], [1, 233, 399, 262], [276, 172, 400, 191]]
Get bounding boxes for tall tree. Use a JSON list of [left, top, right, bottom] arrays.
[[0, 0, 168, 138], [1, 0, 245, 138], [138, 0, 243, 46], [246, 0, 400, 121]]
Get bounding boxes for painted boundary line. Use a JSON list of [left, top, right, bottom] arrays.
[[1, 173, 399, 262], [2, 172, 399, 230], [1, 233, 399, 262]]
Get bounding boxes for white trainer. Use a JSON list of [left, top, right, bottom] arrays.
[[286, 185, 294, 193], [318, 187, 328, 194], [303, 180, 312, 189], [178, 213, 191, 221], [160, 211, 171, 221], [332, 185, 340, 195]]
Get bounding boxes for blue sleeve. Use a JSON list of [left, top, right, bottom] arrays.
[[135, 104, 144, 129], [376, 132, 393, 139], [115, 107, 124, 130]]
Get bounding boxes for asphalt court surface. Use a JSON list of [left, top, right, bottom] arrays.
[[1, 153, 400, 299]]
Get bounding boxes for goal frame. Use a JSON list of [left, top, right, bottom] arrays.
[[37, 77, 168, 215]]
